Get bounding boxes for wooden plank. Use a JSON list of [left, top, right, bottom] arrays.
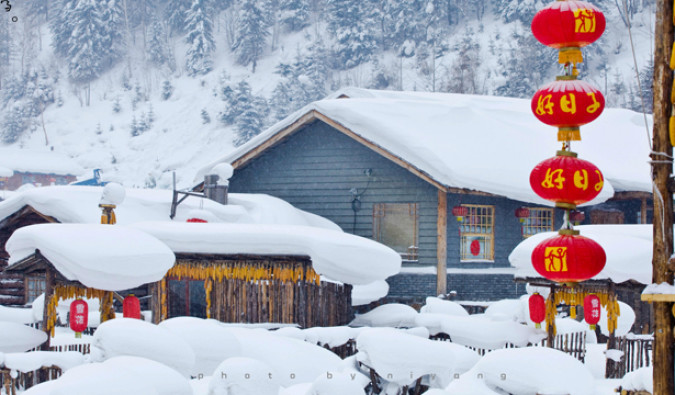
[[436, 190, 447, 296], [641, 293, 675, 302]]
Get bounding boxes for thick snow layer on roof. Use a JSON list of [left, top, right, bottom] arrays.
[[350, 303, 419, 328], [91, 318, 196, 377], [2, 351, 85, 373], [6, 224, 175, 291], [448, 347, 595, 395], [509, 225, 653, 284], [0, 305, 36, 324], [351, 280, 389, 306], [132, 222, 400, 285], [23, 356, 192, 395], [0, 321, 47, 353], [0, 186, 339, 230], [0, 148, 83, 176], [201, 89, 651, 203]]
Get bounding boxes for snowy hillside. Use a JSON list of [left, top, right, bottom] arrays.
[[0, 0, 656, 188]]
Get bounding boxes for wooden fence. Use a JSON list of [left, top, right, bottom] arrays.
[[1, 367, 62, 394], [607, 335, 653, 379]]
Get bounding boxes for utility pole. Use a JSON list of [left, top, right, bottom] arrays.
[[651, 0, 674, 393]]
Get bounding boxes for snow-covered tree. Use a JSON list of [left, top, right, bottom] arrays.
[[148, 19, 170, 66], [1, 103, 28, 143], [161, 80, 173, 100], [201, 108, 211, 124], [100, 0, 125, 68], [165, 0, 190, 36], [326, 0, 378, 69], [185, 0, 215, 76], [232, 0, 269, 71], [279, 0, 310, 32], [232, 81, 265, 146], [50, 0, 78, 58]]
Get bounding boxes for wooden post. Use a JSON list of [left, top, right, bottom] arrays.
[[40, 267, 54, 351], [651, 0, 675, 392], [436, 190, 447, 296]]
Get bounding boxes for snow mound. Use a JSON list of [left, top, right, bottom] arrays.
[[350, 304, 418, 327], [91, 318, 195, 377], [620, 366, 653, 393], [0, 321, 47, 353], [308, 371, 367, 395], [6, 223, 175, 291], [420, 297, 469, 317], [208, 357, 280, 395], [351, 280, 389, 306], [2, 351, 85, 373], [599, 301, 635, 337], [159, 317, 242, 377], [0, 305, 37, 324]]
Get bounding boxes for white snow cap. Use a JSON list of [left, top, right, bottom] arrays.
[[99, 182, 126, 205], [0, 321, 47, 353], [509, 224, 653, 284], [210, 163, 234, 185], [6, 224, 175, 291], [350, 303, 419, 327], [209, 357, 281, 395], [420, 297, 469, 317], [0, 166, 13, 177], [0, 148, 83, 176]]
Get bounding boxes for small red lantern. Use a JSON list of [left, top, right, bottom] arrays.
[[530, 152, 604, 209], [531, 78, 605, 141], [452, 206, 469, 221], [569, 210, 585, 224], [187, 218, 208, 223], [531, 0, 606, 64], [69, 299, 88, 338], [531, 230, 606, 283], [123, 295, 142, 319], [470, 239, 481, 256], [515, 207, 531, 223], [584, 294, 602, 329], [529, 293, 546, 329]]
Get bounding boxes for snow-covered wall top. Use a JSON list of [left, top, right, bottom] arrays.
[[0, 148, 84, 176], [200, 89, 652, 205], [508, 224, 653, 284]]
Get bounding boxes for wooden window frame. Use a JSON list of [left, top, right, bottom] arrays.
[[522, 207, 555, 238], [166, 277, 207, 318], [373, 203, 419, 262], [459, 204, 495, 262]]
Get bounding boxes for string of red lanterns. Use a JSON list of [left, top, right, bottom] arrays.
[[528, 0, 607, 331]]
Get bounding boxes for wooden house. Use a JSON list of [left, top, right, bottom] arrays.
[[0, 149, 82, 191], [0, 185, 399, 328], [196, 88, 653, 303]]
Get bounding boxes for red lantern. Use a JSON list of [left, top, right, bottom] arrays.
[[515, 207, 531, 223], [470, 239, 481, 256], [531, 0, 606, 64], [531, 230, 606, 283], [123, 295, 142, 319], [530, 152, 604, 209], [187, 218, 208, 223], [584, 294, 602, 329], [452, 206, 468, 221], [531, 78, 605, 141], [569, 210, 585, 224], [69, 299, 88, 338], [529, 293, 546, 329]]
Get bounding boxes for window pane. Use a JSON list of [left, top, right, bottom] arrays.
[[459, 205, 494, 261], [168, 280, 186, 317], [189, 280, 206, 318], [373, 203, 418, 261], [523, 208, 554, 237]]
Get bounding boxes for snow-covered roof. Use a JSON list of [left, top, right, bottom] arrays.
[[508, 224, 653, 284], [0, 148, 83, 176], [0, 186, 401, 287], [198, 88, 652, 205]]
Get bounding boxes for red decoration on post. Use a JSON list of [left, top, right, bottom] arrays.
[[451, 206, 468, 221], [123, 295, 142, 319], [531, 79, 605, 141], [529, 293, 546, 329], [531, 0, 606, 64], [584, 294, 602, 329], [530, 152, 603, 209], [69, 299, 88, 338], [531, 231, 606, 283], [515, 207, 531, 223]]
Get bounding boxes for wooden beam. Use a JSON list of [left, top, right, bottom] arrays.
[[651, 0, 675, 392], [436, 190, 447, 296], [40, 267, 54, 351], [612, 191, 653, 200]]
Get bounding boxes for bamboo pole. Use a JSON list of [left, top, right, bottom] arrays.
[[651, 0, 675, 392]]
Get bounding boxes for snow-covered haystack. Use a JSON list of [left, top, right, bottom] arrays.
[[350, 303, 419, 327], [0, 321, 47, 353], [159, 317, 242, 377], [22, 356, 192, 395], [420, 297, 469, 317], [447, 347, 595, 395], [355, 328, 480, 389], [91, 318, 195, 377], [209, 357, 281, 395]]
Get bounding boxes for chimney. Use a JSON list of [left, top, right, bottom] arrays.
[[203, 163, 233, 205]]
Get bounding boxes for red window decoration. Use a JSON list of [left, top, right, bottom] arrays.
[[529, 293, 546, 328], [529, 152, 603, 210], [531, 0, 606, 64], [569, 210, 586, 224], [187, 218, 208, 223], [123, 295, 142, 319], [69, 299, 88, 338], [531, 78, 605, 141], [451, 206, 469, 221], [470, 239, 481, 256], [584, 294, 602, 329], [531, 231, 606, 283], [515, 207, 531, 223]]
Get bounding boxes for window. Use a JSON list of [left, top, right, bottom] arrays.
[[167, 278, 206, 318], [522, 208, 555, 238], [25, 276, 45, 304], [373, 203, 419, 261], [459, 204, 494, 261]]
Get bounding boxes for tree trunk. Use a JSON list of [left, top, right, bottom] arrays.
[[651, 0, 674, 393]]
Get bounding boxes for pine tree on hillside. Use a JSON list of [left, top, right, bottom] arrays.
[[0, 18, 10, 80], [382, 0, 423, 51], [100, 0, 125, 68], [50, 0, 78, 58], [232, 81, 264, 146], [148, 18, 170, 66], [185, 0, 215, 76], [638, 58, 654, 113], [27, 0, 50, 23], [493, 0, 548, 24], [232, 0, 269, 72], [165, 0, 190, 36], [1, 103, 28, 143], [67, 0, 107, 91], [279, 0, 310, 32], [326, 0, 378, 69], [161, 80, 173, 100]]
